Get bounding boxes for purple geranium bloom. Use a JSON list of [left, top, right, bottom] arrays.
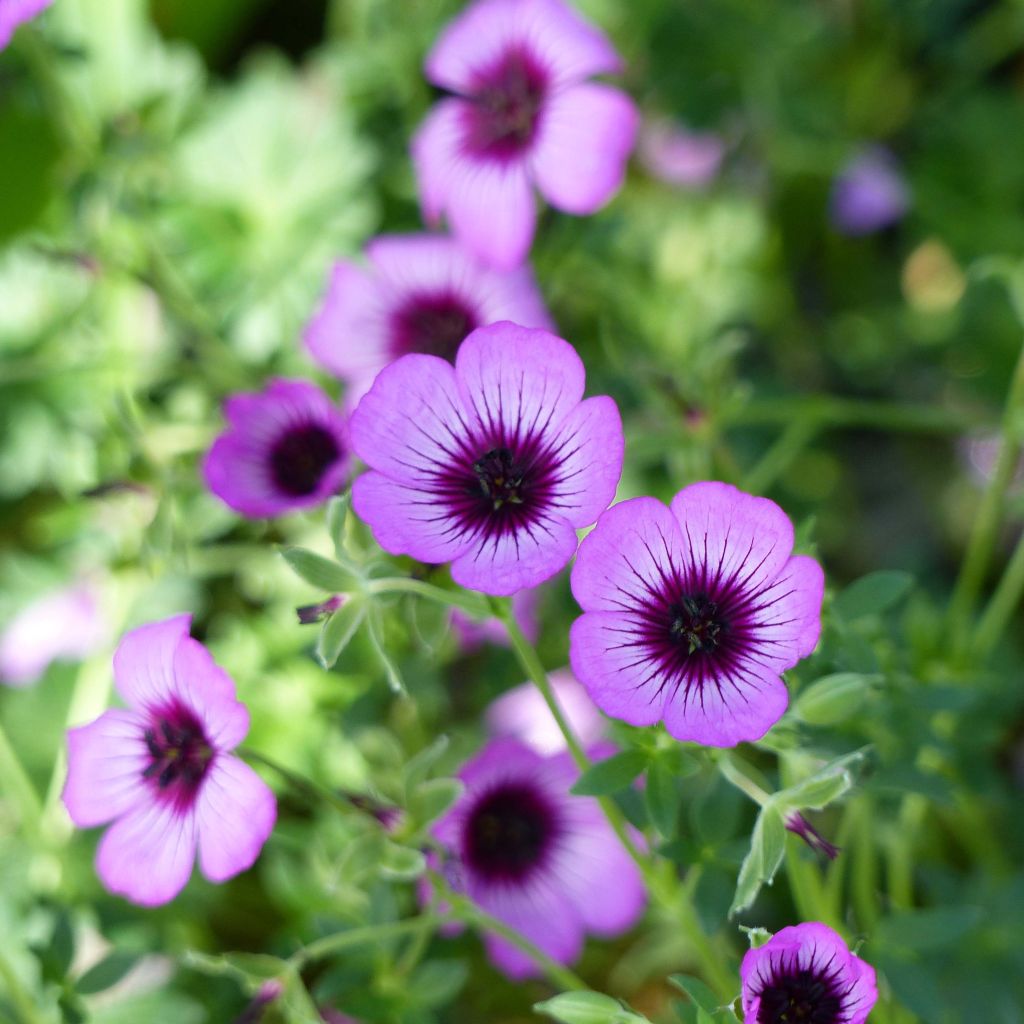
[[350, 321, 623, 596], [304, 234, 553, 404], [741, 923, 878, 1024], [204, 378, 350, 519], [1, 583, 104, 688], [486, 668, 605, 755], [412, 0, 639, 269], [0, 0, 51, 50], [431, 737, 645, 978], [62, 615, 276, 906], [638, 118, 725, 189], [830, 147, 909, 236], [569, 482, 824, 747]]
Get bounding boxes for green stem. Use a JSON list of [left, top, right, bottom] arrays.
[[0, 951, 47, 1024], [742, 418, 819, 495], [498, 605, 736, 1000], [947, 338, 1024, 655], [972, 526, 1024, 658], [849, 798, 880, 932], [365, 577, 489, 617], [0, 718, 43, 843], [291, 915, 449, 969], [717, 753, 772, 806]]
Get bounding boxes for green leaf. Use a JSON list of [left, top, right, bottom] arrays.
[[76, 951, 140, 995], [571, 751, 648, 796], [793, 672, 876, 725], [326, 495, 350, 560], [410, 778, 464, 829], [403, 735, 450, 793], [834, 571, 914, 621], [534, 991, 647, 1024], [409, 959, 469, 1007], [367, 606, 405, 694], [281, 547, 359, 592], [729, 806, 786, 915], [645, 758, 683, 838], [668, 974, 720, 1014], [379, 841, 427, 880], [775, 749, 866, 811], [739, 926, 772, 948], [316, 597, 366, 669], [875, 906, 983, 953]]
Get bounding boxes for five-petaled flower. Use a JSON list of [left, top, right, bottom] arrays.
[[350, 321, 623, 596], [0, 0, 52, 51], [304, 234, 553, 404], [429, 737, 645, 978], [741, 922, 878, 1024], [569, 482, 824, 747], [62, 615, 276, 906], [204, 378, 350, 519], [412, 0, 638, 269]]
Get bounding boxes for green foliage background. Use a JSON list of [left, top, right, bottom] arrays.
[[2, 0, 1024, 1021]]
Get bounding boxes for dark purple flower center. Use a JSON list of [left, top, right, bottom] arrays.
[[436, 431, 561, 540], [391, 293, 478, 361], [757, 965, 846, 1024], [268, 423, 340, 497], [464, 49, 549, 159], [669, 594, 723, 654], [463, 781, 560, 882], [143, 705, 213, 804]]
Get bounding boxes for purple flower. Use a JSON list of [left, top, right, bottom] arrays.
[[486, 668, 605, 755], [204, 379, 350, 519], [0, 0, 52, 50], [451, 586, 539, 651], [638, 119, 724, 188], [431, 737, 645, 978], [1, 584, 104, 688], [62, 615, 276, 906], [350, 321, 623, 596], [304, 234, 554, 403], [412, 0, 638, 268], [741, 923, 878, 1024], [830, 147, 909, 236], [569, 482, 824, 747]]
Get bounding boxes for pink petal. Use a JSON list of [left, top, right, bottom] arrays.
[[351, 472, 467, 565], [349, 353, 469, 483], [171, 637, 250, 751], [660, 660, 789, 747], [748, 554, 825, 669], [203, 435, 284, 519], [455, 322, 586, 441], [545, 395, 623, 527], [669, 482, 796, 598], [532, 83, 638, 214], [303, 260, 391, 384], [196, 755, 276, 883], [570, 496, 687, 613], [451, 514, 579, 596], [569, 612, 666, 727], [96, 800, 198, 906], [412, 99, 466, 225], [63, 710, 149, 828], [112, 614, 192, 712]]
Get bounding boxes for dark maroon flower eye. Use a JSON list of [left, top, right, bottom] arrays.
[[143, 703, 214, 805], [464, 49, 549, 160], [391, 292, 478, 361], [269, 423, 342, 498], [756, 962, 845, 1024]]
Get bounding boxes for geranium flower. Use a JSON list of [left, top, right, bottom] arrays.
[[569, 482, 824, 747], [304, 234, 553, 403], [741, 923, 878, 1024], [430, 737, 645, 978], [486, 668, 605, 755], [412, 0, 638, 268], [0, 0, 52, 50], [62, 615, 276, 906], [204, 378, 350, 518], [0, 583, 104, 688], [350, 321, 623, 596], [830, 147, 909, 236]]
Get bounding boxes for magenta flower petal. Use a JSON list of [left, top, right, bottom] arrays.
[[96, 800, 199, 907], [196, 755, 277, 882], [740, 922, 878, 1024], [570, 484, 824, 747], [203, 379, 350, 519], [638, 119, 725, 188], [304, 233, 553, 403], [63, 616, 275, 906], [350, 323, 623, 596], [0, 0, 51, 50], [414, 0, 636, 267], [431, 737, 645, 979], [532, 83, 639, 214]]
